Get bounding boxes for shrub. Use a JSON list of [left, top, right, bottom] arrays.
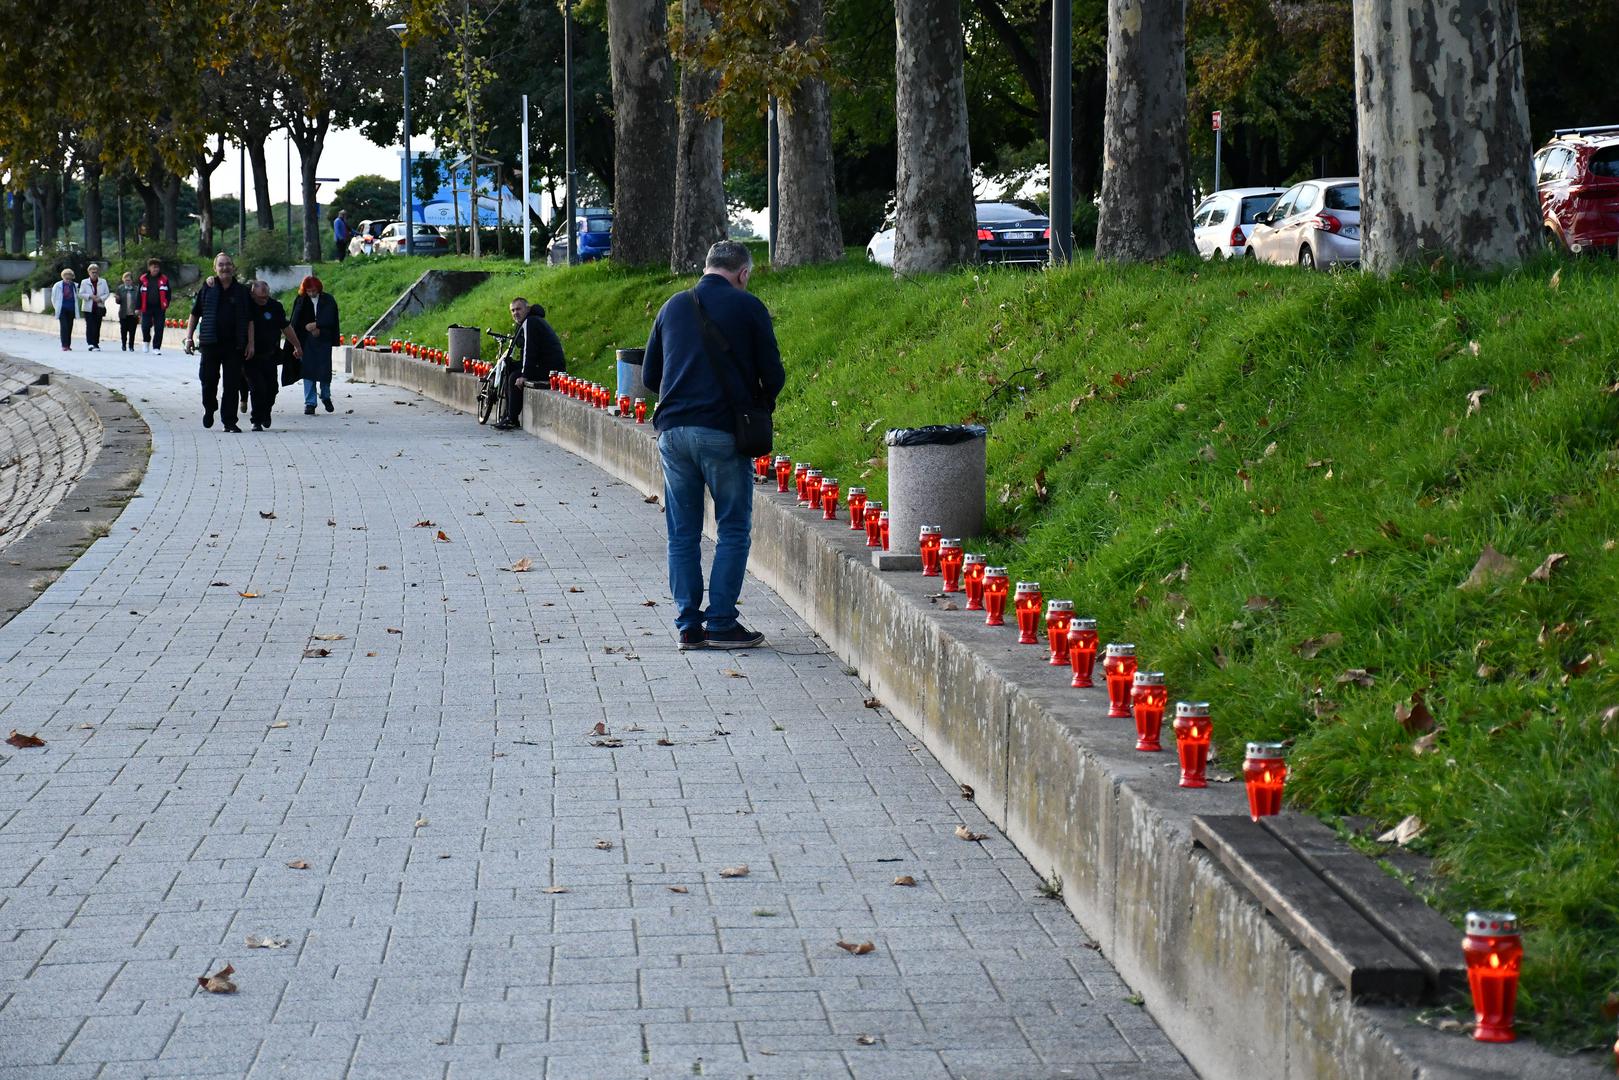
[[21, 248, 90, 293], [240, 229, 292, 271]]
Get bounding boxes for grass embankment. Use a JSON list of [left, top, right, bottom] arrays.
[[332, 252, 1619, 1047], [279, 254, 532, 331]]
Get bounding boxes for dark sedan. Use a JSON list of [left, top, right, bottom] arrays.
[[976, 201, 1050, 266]]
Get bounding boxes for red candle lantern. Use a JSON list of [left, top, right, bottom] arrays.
[[1172, 702, 1211, 788], [1463, 912, 1522, 1043], [755, 455, 771, 480], [879, 511, 890, 551], [982, 567, 1010, 626], [1067, 618, 1098, 687], [1045, 600, 1074, 665], [864, 502, 883, 547], [794, 462, 811, 502], [1102, 643, 1137, 717], [634, 398, 647, 423], [821, 478, 840, 520], [1131, 671, 1167, 752], [939, 539, 964, 592], [918, 526, 942, 576], [1013, 582, 1044, 644], [847, 487, 867, 530], [599, 385, 610, 409], [774, 455, 792, 493], [804, 470, 824, 511], [1243, 742, 1287, 820], [962, 554, 986, 610], [618, 394, 631, 415]]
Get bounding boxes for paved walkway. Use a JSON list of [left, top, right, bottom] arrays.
[[0, 330, 1193, 1080]]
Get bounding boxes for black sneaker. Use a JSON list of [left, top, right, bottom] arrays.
[[493, 420, 515, 430], [305, 404, 316, 415], [223, 424, 242, 433], [203, 408, 214, 429], [703, 624, 766, 649], [322, 398, 334, 413], [251, 423, 263, 432], [677, 629, 706, 651]]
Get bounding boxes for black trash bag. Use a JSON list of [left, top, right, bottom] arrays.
[[884, 424, 988, 447]]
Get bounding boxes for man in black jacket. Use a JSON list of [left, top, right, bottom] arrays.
[[495, 297, 566, 430], [185, 253, 254, 432], [642, 240, 785, 650], [245, 281, 302, 431]]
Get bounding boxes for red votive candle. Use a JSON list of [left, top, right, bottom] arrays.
[[549, 371, 559, 391], [1463, 912, 1522, 1043], [634, 398, 647, 423], [804, 470, 824, 510], [847, 488, 867, 530], [1045, 600, 1074, 665], [1067, 618, 1098, 687], [1131, 672, 1167, 752], [794, 462, 811, 502], [755, 455, 771, 480], [864, 501, 883, 546], [939, 539, 964, 592], [619, 394, 631, 415], [775, 456, 792, 493], [983, 568, 1010, 626], [1243, 742, 1287, 820], [879, 511, 890, 551], [821, 478, 840, 520], [1103, 644, 1137, 717], [1013, 582, 1043, 644], [918, 526, 943, 576], [962, 554, 986, 610], [1172, 702, 1211, 787]]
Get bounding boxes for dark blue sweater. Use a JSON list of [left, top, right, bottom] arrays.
[[642, 274, 785, 434]]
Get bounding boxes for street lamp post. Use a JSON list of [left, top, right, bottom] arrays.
[[1049, 0, 1073, 265], [389, 23, 414, 258], [563, 0, 577, 265]]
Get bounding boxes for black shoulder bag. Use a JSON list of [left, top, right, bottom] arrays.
[[686, 289, 773, 457]]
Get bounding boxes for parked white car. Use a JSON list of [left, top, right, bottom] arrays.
[[1247, 178, 1362, 270], [866, 218, 896, 267], [1192, 188, 1284, 259]]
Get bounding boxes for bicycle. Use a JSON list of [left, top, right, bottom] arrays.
[[476, 328, 517, 425]]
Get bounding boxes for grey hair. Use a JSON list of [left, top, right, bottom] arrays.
[[86, 263, 99, 272], [704, 240, 752, 274], [250, 279, 271, 294]]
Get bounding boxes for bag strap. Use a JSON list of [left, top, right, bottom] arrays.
[[684, 289, 759, 407]]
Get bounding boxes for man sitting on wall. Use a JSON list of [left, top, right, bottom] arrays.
[[494, 297, 566, 431]]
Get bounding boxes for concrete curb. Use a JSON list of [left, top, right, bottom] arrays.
[[0, 354, 151, 629], [351, 349, 1600, 1080]]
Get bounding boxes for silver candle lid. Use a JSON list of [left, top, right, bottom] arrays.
[[1014, 581, 1040, 593], [1132, 671, 1165, 686], [1105, 642, 1136, 657], [984, 566, 1009, 578], [962, 552, 986, 564], [866, 500, 882, 510], [877, 510, 890, 520], [822, 478, 838, 488], [805, 469, 822, 477], [919, 524, 942, 535], [1046, 599, 1074, 613], [1069, 617, 1097, 631], [1245, 741, 1286, 760], [773, 455, 791, 463], [848, 486, 866, 496], [1175, 701, 1210, 718], [1465, 912, 1520, 937], [940, 537, 962, 549]]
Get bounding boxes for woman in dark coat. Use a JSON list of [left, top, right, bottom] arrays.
[[289, 274, 340, 414]]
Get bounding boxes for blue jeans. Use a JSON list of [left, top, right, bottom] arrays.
[[302, 378, 331, 408], [659, 426, 753, 634]]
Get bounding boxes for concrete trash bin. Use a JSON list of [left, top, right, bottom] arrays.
[[447, 324, 480, 373], [879, 425, 988, 570], [616, 347, 653, 404]]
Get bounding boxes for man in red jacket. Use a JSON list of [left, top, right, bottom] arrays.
[[137, 258, 171, 354]]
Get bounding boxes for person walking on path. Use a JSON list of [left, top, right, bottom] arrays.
[[246, 280, 300, 431], [77, 263, 109, 351], [137, 258, 170, 353], [50, 269, 77, 351], [115, 271, 140, 351], [494, 297, 566, 431], [332, 209, 351, 261], [185, 252, 253, 432], [642, 240, 785, 651], [289, 275, 339, 415]]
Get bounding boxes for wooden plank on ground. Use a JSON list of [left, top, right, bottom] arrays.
[[1192, 815, 1427, 1000]]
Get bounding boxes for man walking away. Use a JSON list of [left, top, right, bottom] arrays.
[[333, 209, 351, 261], [138, 258, 170, 353], [246, 280, 301, 431], [186, 252, 254, 432], [642, 240, 785, 651], [495, 297, 566, 431], [115, 272, 139, 351], [78, 264, 109, 351]]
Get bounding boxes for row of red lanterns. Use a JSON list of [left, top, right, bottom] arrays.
[[394, 340, 452, 365], [548, 371, 647, 422], [755, 448, 1527, 1048], [342, 335, 378, 347]]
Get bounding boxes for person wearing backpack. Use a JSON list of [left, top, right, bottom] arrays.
[[641, 240, 785, 651]]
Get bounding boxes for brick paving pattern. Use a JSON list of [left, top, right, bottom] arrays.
[[0, 331, 1194, 1080], [0, 360, 101, 554]]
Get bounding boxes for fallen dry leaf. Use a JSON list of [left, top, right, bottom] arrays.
[[244, 935, 288, 949], [414, 817, 429, 828], [955, 824, 986, 842], [259, 511, 276, 520], [719, 865, 750, 878], [892, 875, 917, 887], [435, 530, 451, 542], [668, 885, 689, 894], [855, 1034, 877, 1046], [1396, 689, 1436, 735], [508, 557, 534, 573], [413, 519, 435, 528], [238, 592, 260, 599], [1459, 545, 1518, 591], [1211, 645, 1229, 670], [541, 886, 569, 895], [1160, 562, 1190, 585], [387, 627, 403, 634], [835, 940, 876, 955], [311, 633, 345, 641], [591, 737, 624, 748], [1526, 552, 1568, 583], [590, 721, 608, 736], [656, 737, 674, 747], [285, 859, 309, 870], [302, 648, 330, 659], [567, 586, 584, 594], [1550, 267, 1562, 291], [863, 697, 880, 709], [209, 580, 230, 587], [197, 964, 237, 994], [1245, 595, 1278, 611], [594, 839, 614, 850], [959, 783, 974, 801], [269, 721, 288, 729], [641, 600, 657, 607], [1376, 815, 1426, 846], [1476, 664, 1498, 680], [1566, 653, 1596, 679], [643, 494, 660, 504], [1412, 728, 1444, 756], [723, 669, 747, 679], [6, 730, 45, 748], [1336, 669, 1377, 688], [1293, 632, 1344, 660], [1465, 387, 1491, 416]]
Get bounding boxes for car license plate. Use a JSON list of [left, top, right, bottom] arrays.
[[1003, 231, 1035, 241]]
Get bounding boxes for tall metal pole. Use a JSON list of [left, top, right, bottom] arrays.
[[285, 132, 293, 260], [563, 0, 577, 265], [521, 95, 531, 263], [766, 98, 779, 262], [1213, 121, 1223, 193], [1048, 0, 1073, 265], [238, 142, 246, 252], [402, 39, 414, 257]]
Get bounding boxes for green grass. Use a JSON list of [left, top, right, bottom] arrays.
[[333, 251, 1619, 1046], [284, 254, 534, 335]]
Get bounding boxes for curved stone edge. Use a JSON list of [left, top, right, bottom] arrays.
[[0, 354, 152, 630], [349, 349, 1599, 1080]]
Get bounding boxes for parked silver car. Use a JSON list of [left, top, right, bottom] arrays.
[[1192, 188, 1284, 260], [1247, 178, 1361, 269]]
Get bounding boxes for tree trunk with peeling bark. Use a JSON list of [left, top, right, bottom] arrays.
[[893, 0, 976, 274], [1095, 0, 1194, 262], [608, 0, 677, 267], [1352, 0, 1538, 272], [671, 0, 727, 274], [774, 0, 842, 268], [82, 162, 102, 256]]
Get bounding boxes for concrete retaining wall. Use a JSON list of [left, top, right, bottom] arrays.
[[351, 348, 1596, 1080]]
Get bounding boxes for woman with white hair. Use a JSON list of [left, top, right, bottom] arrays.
[[77, 263, 110, 351], [51, 269, 77, 351]]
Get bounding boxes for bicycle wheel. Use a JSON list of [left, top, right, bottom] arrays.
[[477, 374, 497, 425]]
